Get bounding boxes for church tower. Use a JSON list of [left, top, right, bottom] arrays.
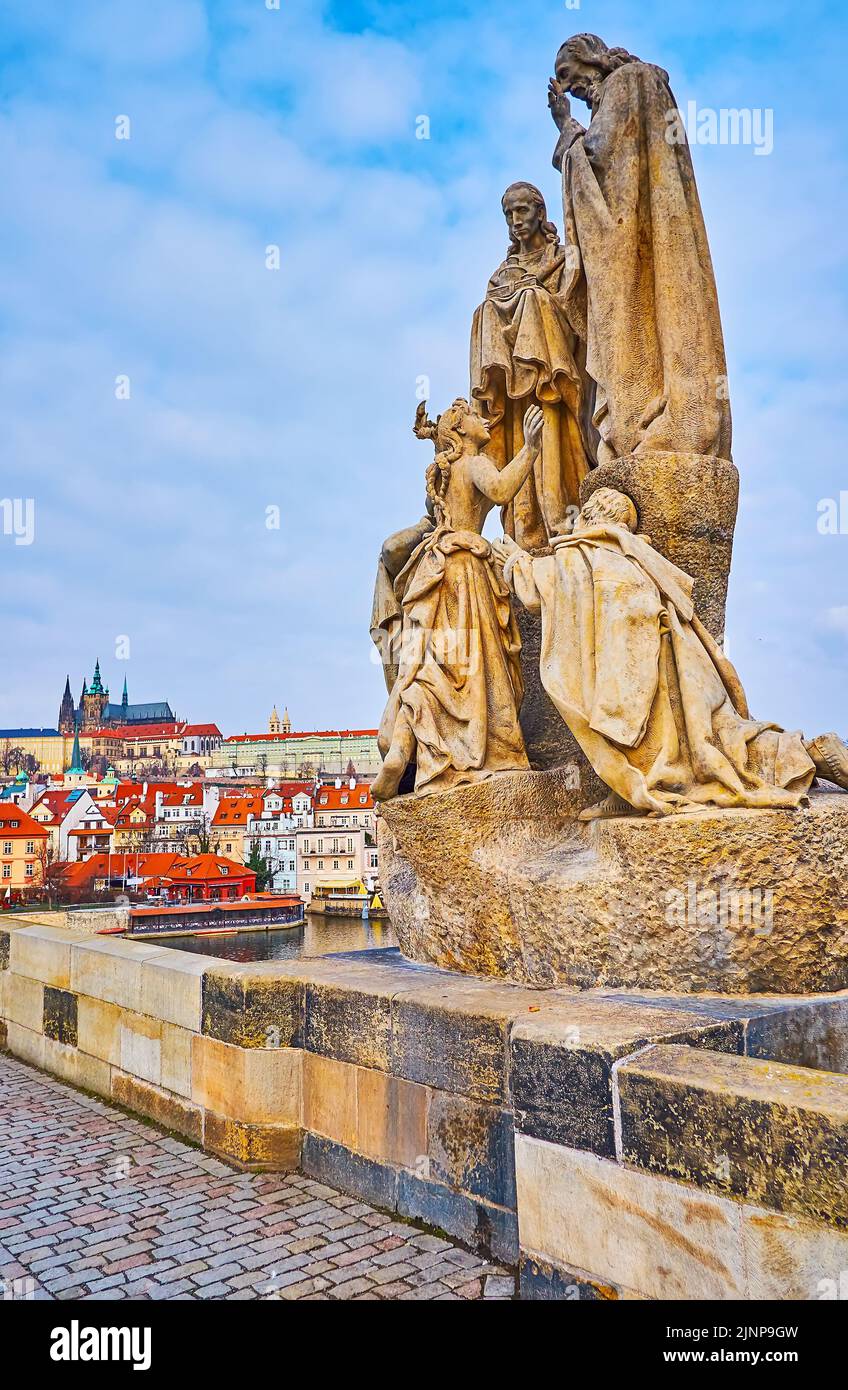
[[282, 707, 292, 734], [82, 660, 109, 730], [269, 706, 280, 735], [58, 676, 75, 736]]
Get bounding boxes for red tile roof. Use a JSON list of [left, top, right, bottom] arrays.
[[64, 852, 254, 887], [315, 785, 374, 811], [0, 805, 48, 838], [30, 790, 77, 821], [212, 796, 262, 828]]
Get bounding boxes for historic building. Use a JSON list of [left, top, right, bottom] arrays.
[[58, 662, 175, 735], [211, 728, 380, 779]]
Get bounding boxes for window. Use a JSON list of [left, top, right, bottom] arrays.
[[347, 860, 353, 870], [2, 866, 9, 879], [25, 863, 34, 877], [2, 841, 11, 855], [26, 841, 35, 854]]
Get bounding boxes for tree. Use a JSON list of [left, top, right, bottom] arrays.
[[32, 842, 72, 907], [246, 841, 273, 890], [1, 742, 26, 775], [172, 812, 219, 857]]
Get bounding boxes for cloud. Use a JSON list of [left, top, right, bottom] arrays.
[[0, 0, 846, 738]]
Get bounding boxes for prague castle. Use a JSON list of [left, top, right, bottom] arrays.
[[58, 661, 175, 735]]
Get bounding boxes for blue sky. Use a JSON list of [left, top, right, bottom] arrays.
[[0, 0, 846, 737]]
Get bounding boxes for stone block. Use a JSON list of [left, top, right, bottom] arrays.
[[42, 986, 78, 1047], [3, 971, 44, 1033], [76, 995, 123, 1066], [356, 1067, 428, 1170], [510, 1004, 741, 1156], [203, 1113, 301, 1170], [111, 1069, 203, 1143], [140, 951, 205, 1031], [71, 937, 164, 1011], [201, 965, 303, 1048], [396, 1170, 517, 1264], [191, 1033, 302, 1125], [303, 1052, 358, 1149], [119, 1014, 162, 1087], [305, 979, 391, 1070], [5, 1019, 46, 1070], [519, 1254, 622, 1301], [619, 1043, 848, 1228], [741, 1205, 848, 1301], [746, 998, 848, 1075], [515, 1134, 746, 1299], [9, 926, 77, 989], [428, 1093, 516, 1208], [301, 1134, 399, 1211], [391, 986, 509, 1100], [161, 1023, 192, 1098], [0, 928, 9, 970], [42, 1033, 111, 1099]]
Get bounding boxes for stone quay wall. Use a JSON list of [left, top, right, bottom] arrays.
[[3, 921, 848, 1298]]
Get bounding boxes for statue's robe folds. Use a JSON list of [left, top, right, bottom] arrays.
[[379, 526, 529, 794], [370, 514, 434, 693], [507, 526, 814, 812], [559, 63, 732, 465], [471, 244, 591, 551]]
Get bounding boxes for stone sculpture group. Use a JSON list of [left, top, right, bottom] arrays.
[[369, 34, 848, 992]]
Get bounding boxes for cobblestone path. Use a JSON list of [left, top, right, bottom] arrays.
[[0, 1052, 514, 1301]]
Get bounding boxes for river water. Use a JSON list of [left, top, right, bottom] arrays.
[[158, 911, 396, 963]]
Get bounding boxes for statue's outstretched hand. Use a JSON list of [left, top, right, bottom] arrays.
[[523, 404, 544, 453], [548, 78, 571, 131]]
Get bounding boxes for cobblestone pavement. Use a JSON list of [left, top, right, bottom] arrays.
[[0, 1053, 514, 1301]]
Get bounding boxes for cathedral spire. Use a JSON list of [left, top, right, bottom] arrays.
[[121, 675, 128, 708], [66, 718, 84, 775], [58, 675, 75, 736]]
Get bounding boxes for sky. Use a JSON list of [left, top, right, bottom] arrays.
[[0, 0, 846, 738]]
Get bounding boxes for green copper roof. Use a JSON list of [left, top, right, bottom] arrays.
[[66, 721, 85, 774]]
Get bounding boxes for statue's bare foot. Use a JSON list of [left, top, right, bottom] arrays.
[[806, 733, 848, 790]]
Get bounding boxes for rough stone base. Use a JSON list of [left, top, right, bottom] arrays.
[[580, 451, 739, 640], [378, 772, 848, 993]]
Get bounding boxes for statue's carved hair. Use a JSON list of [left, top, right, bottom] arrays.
[[501, 182, 559, 256], [580, 486, 638, 532], [557, 33, 668, 86], [414, 398, 470, 519]]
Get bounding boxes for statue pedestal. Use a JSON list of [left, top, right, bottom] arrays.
[[378, 770, 848, 993], [580, 451, 739, 640]]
